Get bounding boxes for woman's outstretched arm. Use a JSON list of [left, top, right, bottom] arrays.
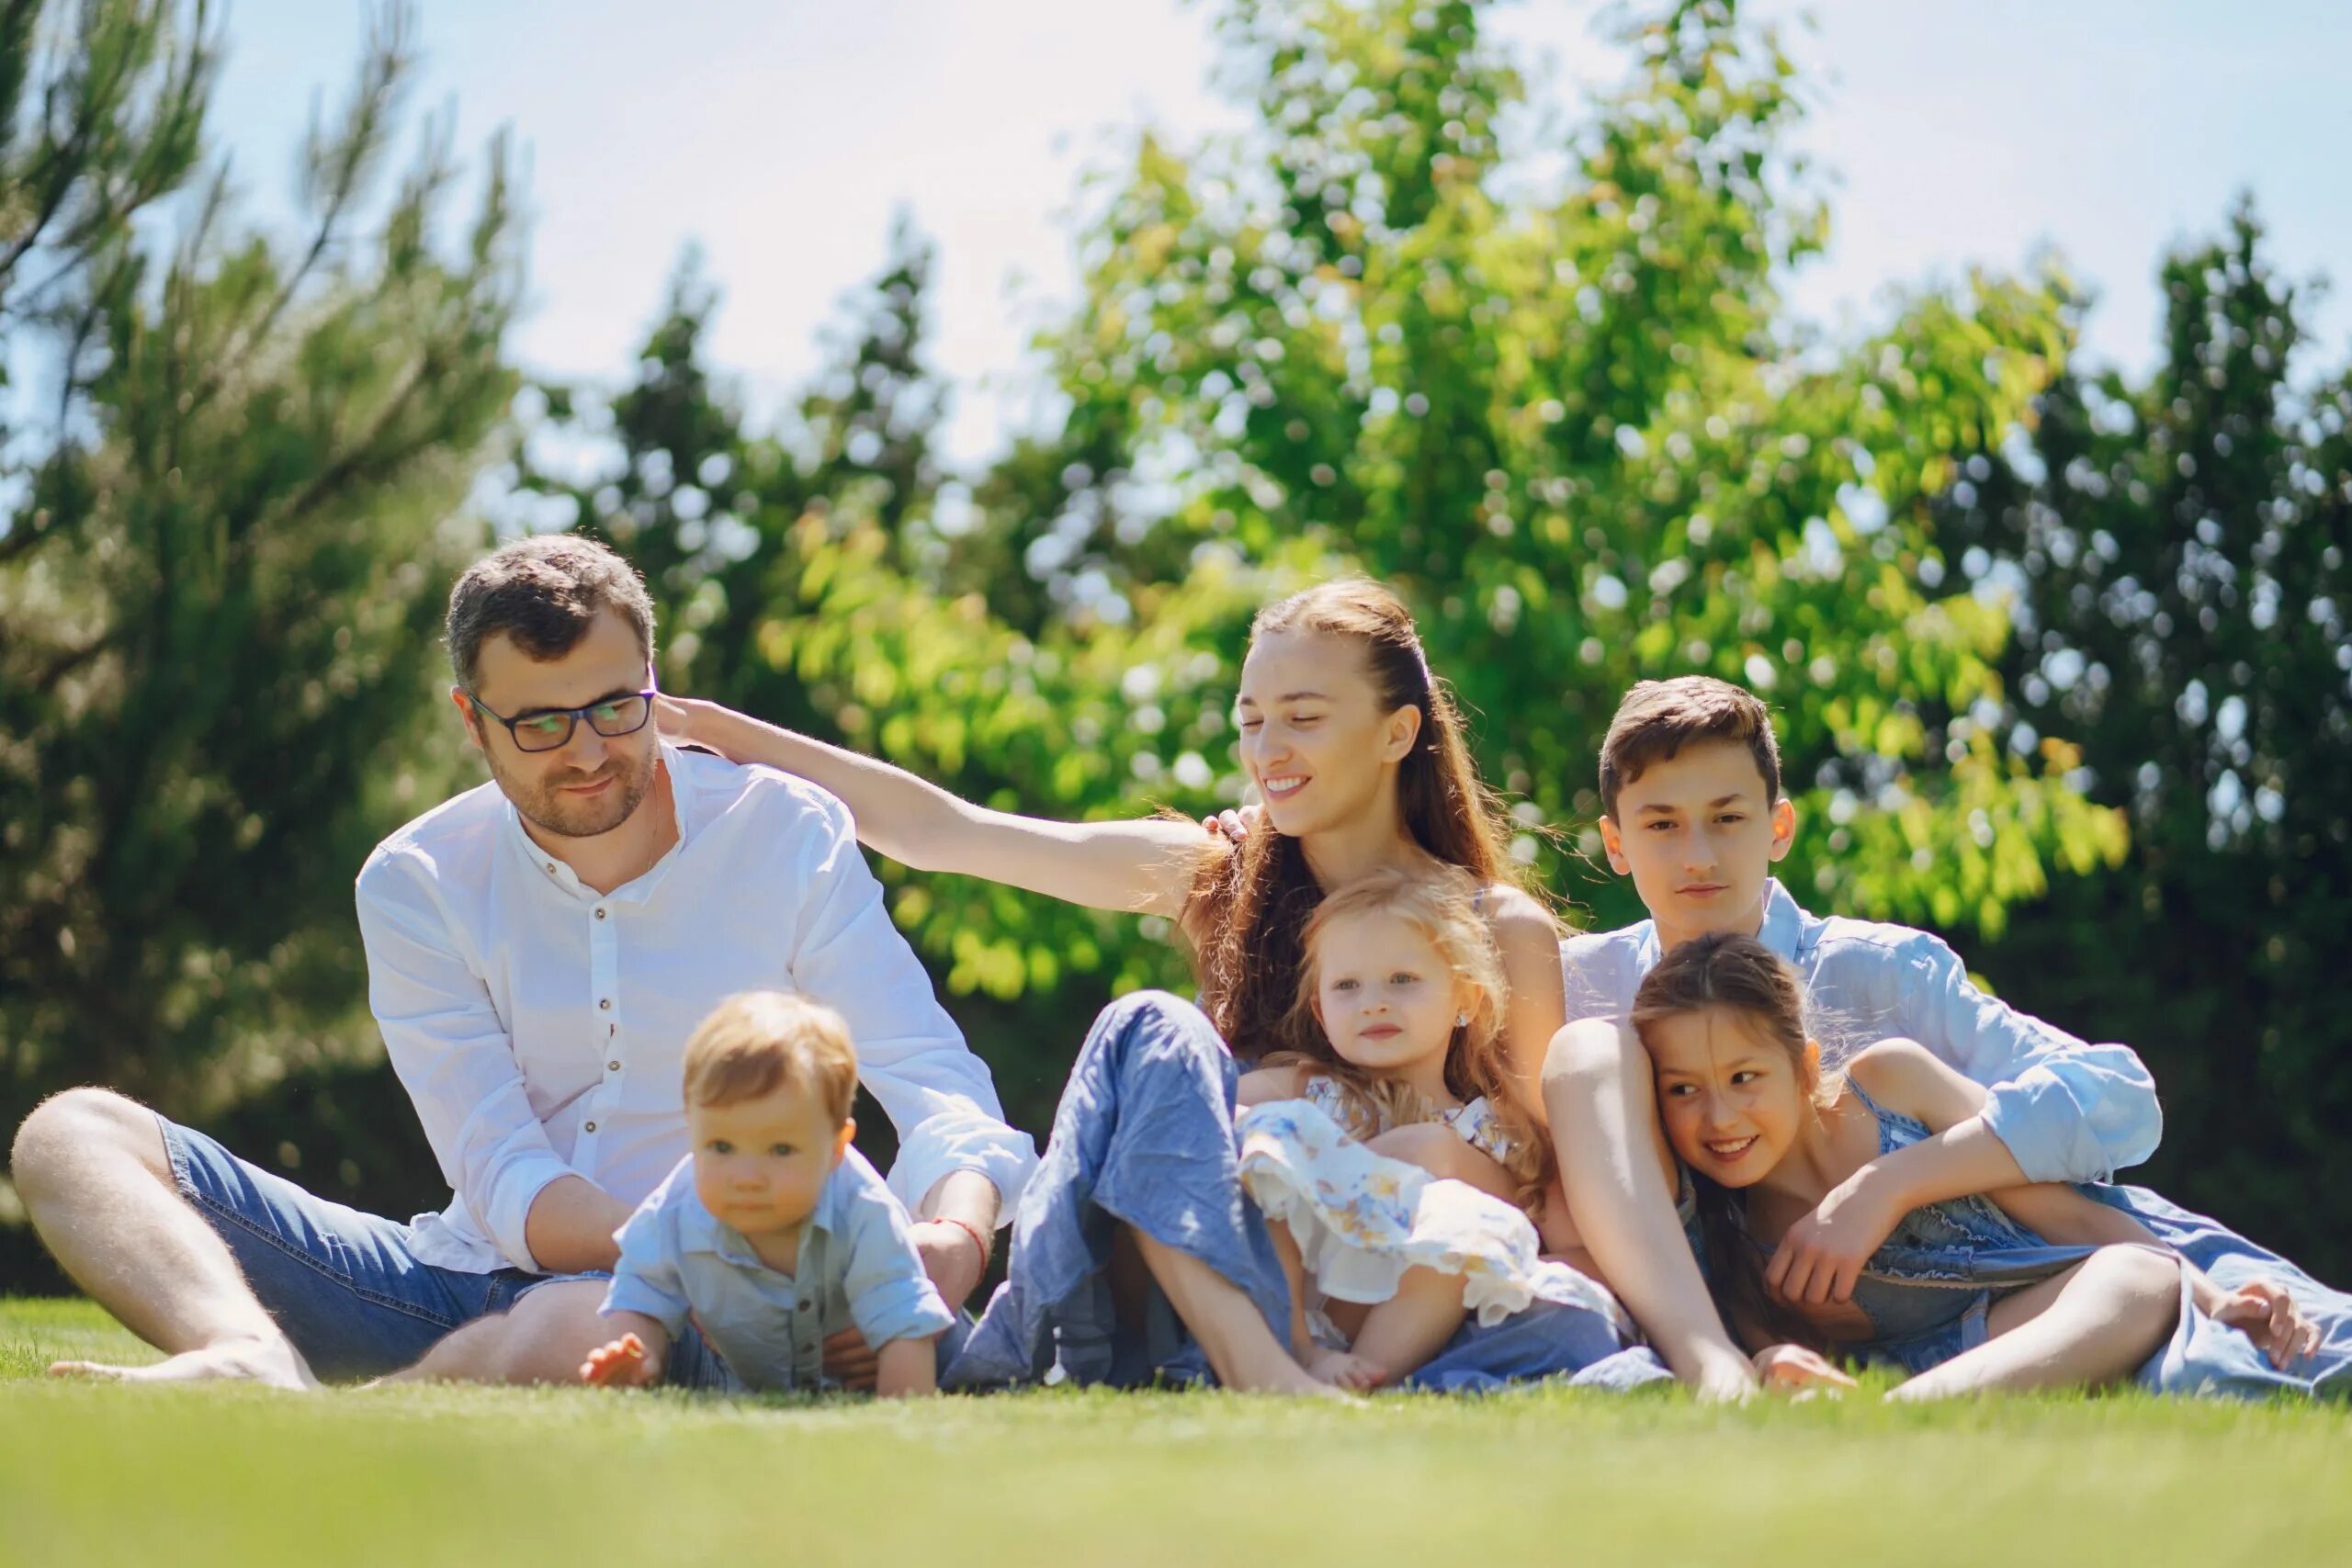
[[662, 695, 1210, 918]]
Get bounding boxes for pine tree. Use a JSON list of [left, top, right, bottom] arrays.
[[0, 2, 521, 1280]]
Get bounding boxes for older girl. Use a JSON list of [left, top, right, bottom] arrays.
[[1633, 932, 2322, 1398]]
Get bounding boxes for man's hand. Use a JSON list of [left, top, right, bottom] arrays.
[[1767, 1168, 1903, 1306], [820, 1326, 880, 1391], [521, 1175, 634, 1276], [2200, 1274, 2322, 1370], [822, 1217, 990, 1391]]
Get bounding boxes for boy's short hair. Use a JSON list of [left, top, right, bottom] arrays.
[[1599, 676, 1782, 818], [446, 534, 656, 694], [681, 993, 858, 1126]]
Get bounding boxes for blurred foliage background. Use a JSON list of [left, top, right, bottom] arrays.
[[5, 0, 2346, 1291]]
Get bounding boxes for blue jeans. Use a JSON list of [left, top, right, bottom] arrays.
[[161, 1114, 726, 1386], [944, 991, 1666, 1393]]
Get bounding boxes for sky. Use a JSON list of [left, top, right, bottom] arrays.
[[201, 0, 2352, 466]]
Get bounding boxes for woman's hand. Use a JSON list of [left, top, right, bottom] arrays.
[[1203, 805, 1263, 842], [655, 694, 716, 750], [1751, 1342, 1856, 1396], [1767, 1167, 1904, 1306], [2202, 1275, 2323, 1369]]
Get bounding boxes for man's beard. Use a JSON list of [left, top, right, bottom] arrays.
[[493, 742, 658, 840]]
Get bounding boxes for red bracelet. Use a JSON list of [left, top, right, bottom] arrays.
[[936, 1215, 992, 1266]]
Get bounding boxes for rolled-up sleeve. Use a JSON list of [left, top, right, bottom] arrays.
[[836, 1153, 956, 1348], [1902, 933, 2162, 1184], [784, 792, 1039, 1220], [602, 1170, 694, 1335], [356, 852, 573, 1272]]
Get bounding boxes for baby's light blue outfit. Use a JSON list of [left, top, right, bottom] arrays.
[[604, 1145, 955, 1392], [943, 991, 1669, 1394], [1713, 1082, 2348, 1398]]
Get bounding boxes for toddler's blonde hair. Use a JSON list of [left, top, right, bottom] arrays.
[[681, 992, 858, 1127]]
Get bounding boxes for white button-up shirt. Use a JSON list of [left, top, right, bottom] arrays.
[[355, 745, 1038, 1274], [1561, 879, 2162, 1185]]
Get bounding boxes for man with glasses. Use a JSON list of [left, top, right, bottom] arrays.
[[12, 535, 1036, 1388]]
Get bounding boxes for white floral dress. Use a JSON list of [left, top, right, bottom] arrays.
[[1236, 1077, 1632, 1339]]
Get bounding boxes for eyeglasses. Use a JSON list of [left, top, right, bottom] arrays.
[[469, 690, 657, 753]]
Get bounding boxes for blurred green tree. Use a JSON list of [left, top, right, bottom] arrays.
[[0, 1, 519, 1281], [520, 0, 2136, 1133], [1949, 203, 2352, 1280]]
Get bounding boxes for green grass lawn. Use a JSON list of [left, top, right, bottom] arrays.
[[4, 1298, 2346, 1568]]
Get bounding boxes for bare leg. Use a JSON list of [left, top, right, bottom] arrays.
[[1364, 1122, 1517, 1200], [1264, 1218, 1317, 1361], [1128, 1229, 1335, 1395], [1329, 1266, 1470, 1389], [380, 1277, 613, 1386], [1890, 1245, 2183, 1402], [1367, 1122, 1609, 1283], [1544, 1018, 1755, 1399], [10, 1089, 314, 1390]]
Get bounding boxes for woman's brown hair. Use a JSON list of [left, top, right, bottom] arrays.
[[1178, 579, 1533, 1065], [1267, 866, 1550, 1209], [1629, 931, 1838, 1353]]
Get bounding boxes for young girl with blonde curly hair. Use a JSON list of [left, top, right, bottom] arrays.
[[1236, 866, 1622, 1390]]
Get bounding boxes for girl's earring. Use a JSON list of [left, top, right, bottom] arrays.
[[1454, 1011, 1470, 1029]]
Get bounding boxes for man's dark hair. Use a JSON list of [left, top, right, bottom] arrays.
[[1598, 676, 1782, 818], [446, 535, 656, 694]]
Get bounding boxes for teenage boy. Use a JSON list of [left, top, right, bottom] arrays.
[[1542, 674, 2347, 1396]]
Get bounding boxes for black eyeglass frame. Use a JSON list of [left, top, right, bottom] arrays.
[[468, 688, 659, 753]]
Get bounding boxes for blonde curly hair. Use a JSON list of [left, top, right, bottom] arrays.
[[1268, 864, 1549, 1211]]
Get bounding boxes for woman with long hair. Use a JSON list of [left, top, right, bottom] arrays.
[[662, 580, 1607, 1393]]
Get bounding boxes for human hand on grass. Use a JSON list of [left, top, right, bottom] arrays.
[[1751, 1343, 1857, 1396], [581, 1332, 662, 1389], [2201, 1276, 2322, 1369], [1768, 1168, 1902, 1306]]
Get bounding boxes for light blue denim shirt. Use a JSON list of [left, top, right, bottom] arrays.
[[603, 1145, 954, 1391], [1561, 879, 2162, 1184]]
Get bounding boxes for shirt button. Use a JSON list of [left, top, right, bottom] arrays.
[[583, 1121, 597, 1134], [595, 908, 607, 920], [599, 998, 612, 1011], [607, 1059, 621, 1072], [797, 1301, 812, 1314], [545, 862, 557, 874]]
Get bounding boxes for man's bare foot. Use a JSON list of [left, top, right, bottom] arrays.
[[51, 1335, 317, 1392]]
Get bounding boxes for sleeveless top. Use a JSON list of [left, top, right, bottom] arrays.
[[1712, 1079, 2072, 1348], [1298, 1074, 1519, 1168]]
